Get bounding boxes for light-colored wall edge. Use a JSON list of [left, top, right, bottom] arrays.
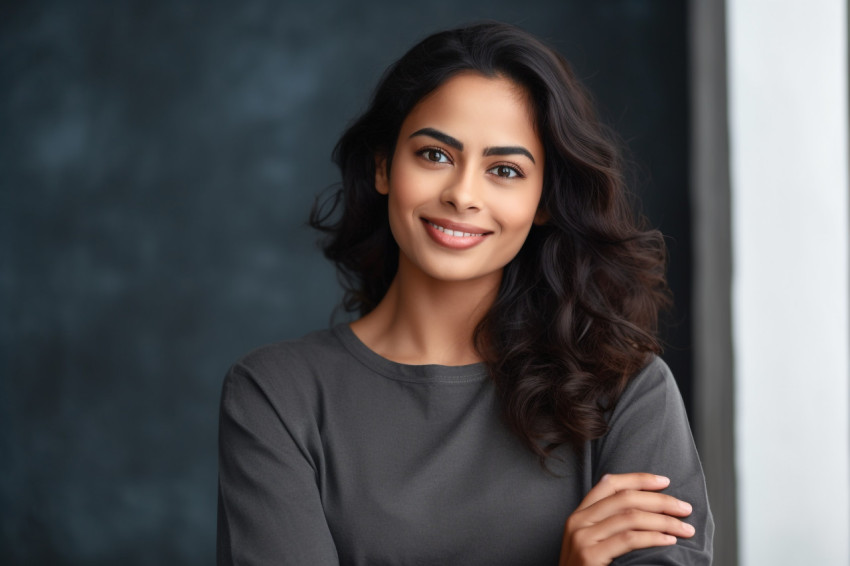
[[689, 1, 738, 565], [728, 1, 850, 564]]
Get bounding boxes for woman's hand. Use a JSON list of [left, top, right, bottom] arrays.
[[558, 473, 695, 566]]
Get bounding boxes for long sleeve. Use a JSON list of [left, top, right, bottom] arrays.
[[217, 363, 340, 566], [593, 358, 714, 565]]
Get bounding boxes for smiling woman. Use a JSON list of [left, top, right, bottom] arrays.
[[372, 73, 544, 289], [217, 22, 713, 565]]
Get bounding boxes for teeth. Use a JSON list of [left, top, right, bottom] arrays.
[[428, 221, 483, 237]]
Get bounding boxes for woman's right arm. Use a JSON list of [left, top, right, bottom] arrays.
[[217, 363, 340, 566], [558, 473, 695, 566]]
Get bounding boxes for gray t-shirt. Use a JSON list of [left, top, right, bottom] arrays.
[[217, 324, 713, 565]]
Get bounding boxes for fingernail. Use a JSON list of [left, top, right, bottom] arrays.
[[683, 522, 695, 535], [655, 475, 669, 483], [679, 501, 692, 513], [664, 535, 677, 544]]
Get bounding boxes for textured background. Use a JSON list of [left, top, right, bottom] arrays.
[[0, 1, 688, 564]]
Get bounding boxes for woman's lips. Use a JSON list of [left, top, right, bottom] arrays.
[[421, 217, 492, 250]]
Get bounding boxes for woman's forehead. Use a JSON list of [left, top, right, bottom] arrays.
[[398, 73, 541, 154]]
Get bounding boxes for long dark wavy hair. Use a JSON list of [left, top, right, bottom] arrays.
[[310, 22, 671, 460]]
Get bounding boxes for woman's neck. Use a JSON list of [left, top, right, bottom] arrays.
[[350, 259, 500, 366]]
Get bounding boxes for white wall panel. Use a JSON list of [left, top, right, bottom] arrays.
[[727, 1, 849, 564]]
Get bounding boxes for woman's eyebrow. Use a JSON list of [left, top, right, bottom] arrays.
[[483, 146, 536, 164], [410, 127, 536, 164], [409, 128, 463, 151]]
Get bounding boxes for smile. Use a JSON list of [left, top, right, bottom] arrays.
[[425, 220, 485, 237], [421, 218, 492, 250]]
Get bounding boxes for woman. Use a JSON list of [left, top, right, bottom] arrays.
[[218, 22, 713, 565]]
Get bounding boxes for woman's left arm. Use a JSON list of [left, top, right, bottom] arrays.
[[591, 357, 715, 565]]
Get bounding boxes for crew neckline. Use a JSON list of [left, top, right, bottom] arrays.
[[332, 323, 489, 384]]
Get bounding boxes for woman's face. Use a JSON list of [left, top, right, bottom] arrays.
[[376, 72, 545, 287]]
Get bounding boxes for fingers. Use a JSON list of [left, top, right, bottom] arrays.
[[570, 510, 695, 564], [580, 488, 693, 527], [559, 473, 697, 565], [570, 529, 679, 565], [581, 508, 696, 542], [577, 473, 670, 510], [562, 505, 696, 565]]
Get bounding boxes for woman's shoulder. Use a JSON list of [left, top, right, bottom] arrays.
[[605, 355, 689, 431], [232, 325, 347, 372], [222, 324, 357, 403], [621, 355, 678, 399], [592, 355, 702, 483], [218, 327, 358, 471]]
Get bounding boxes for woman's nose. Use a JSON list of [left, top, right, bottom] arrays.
[[440, 169, 482, 211]]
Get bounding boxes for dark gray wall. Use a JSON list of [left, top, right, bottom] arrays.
[[1, 1, 689, 564], [690, 0, 737, 563]]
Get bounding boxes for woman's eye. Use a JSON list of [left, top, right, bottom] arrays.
[[420, 148, 450, 163], [489, 165, 522, 178]]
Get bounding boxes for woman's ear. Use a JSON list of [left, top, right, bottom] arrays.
[[375, 155, 389, 195], [533, 207, 549, 225]]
